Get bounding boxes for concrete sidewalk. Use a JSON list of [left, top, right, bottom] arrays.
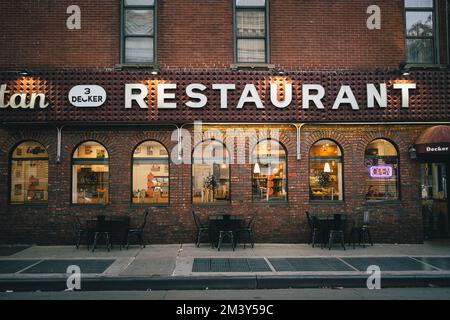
[[1, 241, 450, 291]]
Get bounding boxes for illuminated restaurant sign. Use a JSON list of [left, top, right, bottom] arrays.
[[125, 82, 417, 110], [0, 84, 48, 109], [369, 165, 393, 178], [0, 81, 417, 111]]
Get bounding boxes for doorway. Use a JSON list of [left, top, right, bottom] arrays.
[[421, 163, 450, 239]]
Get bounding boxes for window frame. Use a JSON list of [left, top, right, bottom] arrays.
[[9, 140, 49, 206], [308, 139, 344, 203], [233, 0, 270, 64], [251, 138, 288, 204], [71, 141, 110, 206], [404, 0, 439, 65], [364, 138, 401, 203], [131, 140, 170, 206], [191, 139, 232, 205], [120, 0, 157, 65]]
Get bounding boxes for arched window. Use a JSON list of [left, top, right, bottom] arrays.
[[72, 141, 109, 204], [192, 140, 230, 203], [252, 139, 287, 202], [365, 139, 399, 201], [309, 139, 343, 201], [132, 140, 169, 204], [10, 141, 48, 204]]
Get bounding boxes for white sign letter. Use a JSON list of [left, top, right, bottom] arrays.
[[332, 85, 359, 110], [270, 83, 292, 109], [125, 83, 148, 109], [186, 83, 207, 109], [302, 84, 325, 109], [367, 83, 387, 108], [393, 83, 416, 108], [236, 84, 264, 109], [157, 83, 177, 109], [212, 84, 235, 109]]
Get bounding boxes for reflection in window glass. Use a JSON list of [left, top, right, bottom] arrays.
[[236, 0, 265, 6], [309, 140, 343, 201], [405, 0, 433, 7], [235, 0, 267, 63], [72, 141, 109, 204], [122, 0, 155, 63], [132, 141, 169, 204], [192, 140, 230, 204], [10, 141, 49, 204], [252, 140, 287, 202], [404, 0, 435, 64], [365, 139, 399, 201]]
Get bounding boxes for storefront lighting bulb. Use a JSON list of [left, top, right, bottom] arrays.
[[324, 162, 331, 173]]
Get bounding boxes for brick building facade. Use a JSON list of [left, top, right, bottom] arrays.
[[0, 0, 449, 245]]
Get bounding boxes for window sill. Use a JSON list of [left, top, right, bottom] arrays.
[[193, 202, 231, 206], [230, 63, 275, 70], [9, 203, 48, 207], [404, 63, 448, 70], [115, 63, 159, 71], [310, 200, 345, 204], [366, 200, 402, 205], [70, 204, 109, 207], [253, 201, 289, 206], [131, 203, 169, 207]]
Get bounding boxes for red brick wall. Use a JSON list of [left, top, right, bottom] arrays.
[[0, 125, 425, 245], [0, 0, 420, 70]]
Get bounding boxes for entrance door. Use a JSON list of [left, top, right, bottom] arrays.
[[421, 163, 449, 238]]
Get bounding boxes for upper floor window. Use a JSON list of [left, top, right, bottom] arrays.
[[234, 0, 268, 63], [404, 0, 437, 64], [122, 0, 156, 64], [10, 141, 49, 205], [72, 141, 109, 205]]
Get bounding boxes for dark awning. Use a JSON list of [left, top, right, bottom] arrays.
[[415, 125, 450, 155]]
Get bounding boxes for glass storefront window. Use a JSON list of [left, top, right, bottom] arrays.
[[132, 141, 169, 204], [365, 139, 399, 201], [72, 141, 109, 204], [252, 139, 287, 202], [309, 140, 343, 201], [192, 140, 230, 204], [10, 141, 49, 204]]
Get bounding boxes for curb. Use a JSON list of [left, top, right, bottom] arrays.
[[2, 275, 450, 292]]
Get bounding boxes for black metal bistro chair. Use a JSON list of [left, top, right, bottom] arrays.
[[349, 211, 373, 249], [92, 215, 111, 252], [126, 211, 150, 249], [235, 214, 256, 249], [73, 215, 92, 250], [327, 214, 346, 250], [216, 216, 237, 252], [305, 211, 321, 247], [192, 211, 210, 248]]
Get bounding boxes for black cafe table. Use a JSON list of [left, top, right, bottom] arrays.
[[315, 215, 348, 246], [208, 215, 245, 249], [86, 215, 130, 250]]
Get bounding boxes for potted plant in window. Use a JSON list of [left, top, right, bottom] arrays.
[[203, 174, 218, 202]]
